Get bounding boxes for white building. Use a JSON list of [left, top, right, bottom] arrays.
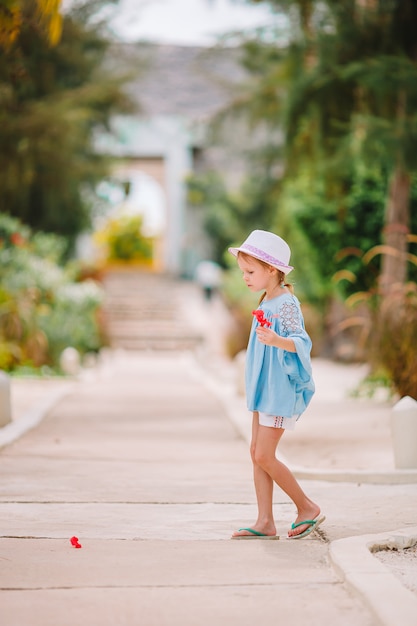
[[94, 43, 248, 277]]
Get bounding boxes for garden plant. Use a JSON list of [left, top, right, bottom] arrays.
[[0, 214, 104, 374]]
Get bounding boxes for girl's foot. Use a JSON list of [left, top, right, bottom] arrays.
[[232, 523, 276, 539], [288, 506, 322, 538]]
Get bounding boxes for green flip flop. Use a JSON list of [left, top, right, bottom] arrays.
[[288, 514, 326, 539], [231, 527, 280, 540]]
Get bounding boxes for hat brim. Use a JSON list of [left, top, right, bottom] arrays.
[[228, 246, 293, 274]]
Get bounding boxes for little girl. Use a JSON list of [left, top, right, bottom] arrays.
[[228, 229, 325, 539]]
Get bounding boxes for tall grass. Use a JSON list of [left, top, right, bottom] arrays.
[[333, 239, 417, 399]]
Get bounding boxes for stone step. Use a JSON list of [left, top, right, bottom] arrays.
[[109, 335, 203, 350], [100, 271, 203, 351], [104, 311, 176, 321]]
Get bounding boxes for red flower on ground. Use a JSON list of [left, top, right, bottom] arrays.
[[70, 536, 82, 548]]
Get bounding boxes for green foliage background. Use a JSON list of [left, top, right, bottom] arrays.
[[188, 0, 417, 396], [0, 0, 134, 252], [0, 214, 104, 372]]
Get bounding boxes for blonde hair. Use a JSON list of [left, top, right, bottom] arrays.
[[237, 251, 294, 303]]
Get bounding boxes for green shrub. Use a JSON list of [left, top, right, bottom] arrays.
[[95, 214, 153, 262], [38, 280, 104, 363], [0, 214, 104, 372]]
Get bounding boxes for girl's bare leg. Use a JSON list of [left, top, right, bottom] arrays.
[[232, 415, 320, 538], [250, 414, 277, 534], [253, 425, 321, 537], [232, 413, 277, 537]]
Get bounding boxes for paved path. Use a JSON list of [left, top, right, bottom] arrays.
[[0, 352, 375, 626], [0, 274, 416, 625]]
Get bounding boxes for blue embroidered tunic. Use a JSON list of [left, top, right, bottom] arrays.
[[245, 293, 315, 420]]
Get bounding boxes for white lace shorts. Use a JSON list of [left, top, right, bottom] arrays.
[[258, 411, 297, 431]]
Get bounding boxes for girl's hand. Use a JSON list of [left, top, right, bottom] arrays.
[[255, 326, 297, 352], [255, 326, 279, 346]]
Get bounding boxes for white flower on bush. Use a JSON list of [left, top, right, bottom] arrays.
[[31, 258, 64, 292], [2, 251, 64, 294], [56, 280, 104, 308]]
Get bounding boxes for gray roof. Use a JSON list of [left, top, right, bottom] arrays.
[[125, 43, 246, 121]]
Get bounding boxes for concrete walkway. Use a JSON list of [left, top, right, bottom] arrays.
[[0, 282, 417, 626]]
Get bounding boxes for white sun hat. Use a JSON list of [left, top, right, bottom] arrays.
[[228, 229, 294, 274]]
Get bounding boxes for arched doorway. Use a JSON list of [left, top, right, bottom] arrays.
[[111, 161, 167, 270], [92, 115, 197, 275]]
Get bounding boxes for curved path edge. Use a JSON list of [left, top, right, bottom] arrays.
[[330, 527, 417, 626]]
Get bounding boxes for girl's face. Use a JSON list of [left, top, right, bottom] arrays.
[[237, 254, 273, 292]]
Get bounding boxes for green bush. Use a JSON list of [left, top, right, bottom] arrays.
[[38, 281, 103, 364], [0, 214, 104, 372], [95, 215, 153, 262]]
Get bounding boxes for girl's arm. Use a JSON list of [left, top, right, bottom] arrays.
[[255, 327, 296, 352]]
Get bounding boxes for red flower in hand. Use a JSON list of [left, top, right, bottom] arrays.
[[70, 536, 82, 548], [252, 309, 271, 327]]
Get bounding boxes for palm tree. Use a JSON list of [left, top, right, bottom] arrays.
[[0, 0, 63, 50]]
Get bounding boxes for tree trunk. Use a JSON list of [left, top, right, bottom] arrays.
[[379, 166, 411, 296]]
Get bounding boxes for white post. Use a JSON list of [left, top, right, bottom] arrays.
[[391, 396, 417, 469], [0, 371, 12, 427], [60, 347, 81, 377]]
